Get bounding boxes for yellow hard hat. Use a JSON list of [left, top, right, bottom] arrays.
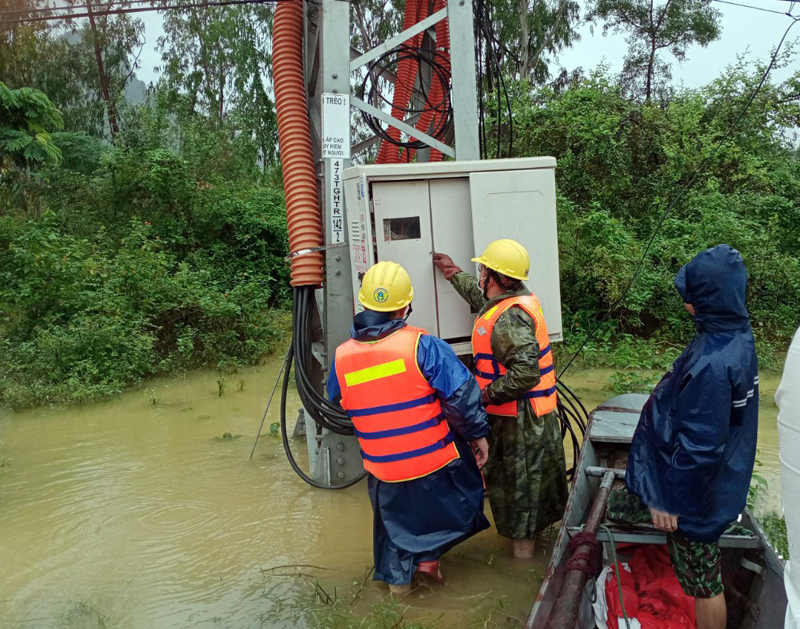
[[358, 261, 414, 312], [472, 239, 530, 281]]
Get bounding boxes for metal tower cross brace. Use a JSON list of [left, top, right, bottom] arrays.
[[348, 1, 480, 162]]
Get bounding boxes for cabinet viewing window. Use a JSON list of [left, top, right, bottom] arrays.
[[383, 217, 421, 241]]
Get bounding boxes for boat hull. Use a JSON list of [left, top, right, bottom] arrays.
[[527, 394, 786, 629]]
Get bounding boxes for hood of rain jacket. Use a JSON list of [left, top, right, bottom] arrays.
[[626, 245, 759, 542]]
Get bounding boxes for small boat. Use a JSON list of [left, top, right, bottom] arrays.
[[527, 394, 787, 629]]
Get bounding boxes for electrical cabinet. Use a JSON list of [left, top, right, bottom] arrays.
[[343, 157, 561, 355]]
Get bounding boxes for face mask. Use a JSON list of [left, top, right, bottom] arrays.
[[403, 303, 414, 322], [479, 265, 491, 300]]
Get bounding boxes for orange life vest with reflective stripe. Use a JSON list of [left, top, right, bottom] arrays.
[[471, 295, 558, 417], [335, 325, 459, 482]]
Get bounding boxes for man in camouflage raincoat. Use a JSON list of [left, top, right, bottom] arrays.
[[434, 240, 568, 558]]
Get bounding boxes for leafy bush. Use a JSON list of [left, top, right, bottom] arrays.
[[761, 514, 789, 559], [604, 371, 661, 395], [0, 212, 289, 408], [0, 94, 292, 409], [495, 63, 800, 368], [0, 81, 64, 167], [748, 472, 790, 559]]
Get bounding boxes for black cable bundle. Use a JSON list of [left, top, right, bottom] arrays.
[[280, 286, 366, 490], [289, 286, 354, 435], [555, 379, 589, 481], [474, 0, 514, 159], [358, 44, 454, 149]]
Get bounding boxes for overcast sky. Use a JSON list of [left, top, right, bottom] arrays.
[[133, 0, 799, 88]]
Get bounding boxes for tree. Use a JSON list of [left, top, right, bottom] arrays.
[[0, 0, 70, 105], [157, 4, 278, 168], [485, 0, 581, 83], [588, 0, 721, 102], [0, 0, 144, 139], [0, 81, 64, 214], [0, 82, 63, 168], [62, 13, 144, 138], [351, 0, 404, 54]]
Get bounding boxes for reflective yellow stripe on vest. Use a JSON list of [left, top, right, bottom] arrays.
[[344, 358, 407, 387]]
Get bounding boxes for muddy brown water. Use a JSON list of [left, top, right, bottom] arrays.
[[0, 359, 782, 628]]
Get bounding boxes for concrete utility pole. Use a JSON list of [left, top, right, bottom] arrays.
[[300, 0, 481, 485]]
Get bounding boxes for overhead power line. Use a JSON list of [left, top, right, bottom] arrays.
[[711, 0, 794, 16], [0, 0, 158, 18], [0, 0, 349, 23], [2, 0, 271, 23]]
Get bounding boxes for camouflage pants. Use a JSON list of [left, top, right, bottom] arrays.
[[607, 489, 723, 598], [484, 408, 568, 540]]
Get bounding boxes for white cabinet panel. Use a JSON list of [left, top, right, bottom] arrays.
[[371, 181, 438, 334], [469, 169, 562, 341], [429, 178, 477, 342]]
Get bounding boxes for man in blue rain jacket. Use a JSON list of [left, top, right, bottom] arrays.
[[621, 244, 759, 629], [327, 261, 490, 595]]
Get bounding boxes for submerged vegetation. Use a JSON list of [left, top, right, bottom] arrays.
[[258, 566, 527, 629], [748, 469, 790, 559]]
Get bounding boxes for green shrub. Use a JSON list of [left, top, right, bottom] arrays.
[[0, 208, 289, 408], [498, 65, 800, 361]]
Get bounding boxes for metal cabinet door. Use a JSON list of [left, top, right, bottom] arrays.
[[371, 180, 438, 334], [469, 168, 563, 341], [429, 178, 476, 344]]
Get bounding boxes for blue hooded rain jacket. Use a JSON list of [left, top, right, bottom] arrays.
[[626, 245, 759, 542]]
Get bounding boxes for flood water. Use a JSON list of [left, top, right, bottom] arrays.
[[0, 359, 783, 628]]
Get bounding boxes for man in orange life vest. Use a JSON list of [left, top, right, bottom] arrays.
[[434, 239, 568, 559], [327, 261, 491, 594]]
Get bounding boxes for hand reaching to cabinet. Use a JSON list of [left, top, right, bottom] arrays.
[[433, 253, 462, 280]]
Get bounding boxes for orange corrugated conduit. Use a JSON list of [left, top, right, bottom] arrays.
[[376, 0, 418, 163], [427, 0, 450, 162], [377, 0, 429, 164], [273, 0, 323, 287], [401, 0, 449, 163]]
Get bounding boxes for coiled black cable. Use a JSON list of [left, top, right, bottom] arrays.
[[358, 44, 453, 149], [280, 344, 367, 490], [280, 286, 366, 489], [290, 287, 353, 434], [555, 378, 588, 481]]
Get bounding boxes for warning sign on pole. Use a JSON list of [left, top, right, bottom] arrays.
[[321, 93, 350, 159]]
